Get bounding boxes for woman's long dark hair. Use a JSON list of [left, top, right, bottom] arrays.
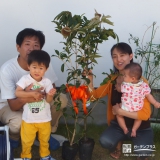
[[110, 42, 133, 72]]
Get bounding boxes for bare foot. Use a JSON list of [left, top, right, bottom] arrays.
[[131, 129, 136, 137], [110, 148, 121, 159], [123, 128, 129, 134]]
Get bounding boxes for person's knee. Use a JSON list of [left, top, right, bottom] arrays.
[[51, 93, 68, 110], [59, 93, 68, 109], [9, 114, 22, 133], [99, 135, 115, 150]]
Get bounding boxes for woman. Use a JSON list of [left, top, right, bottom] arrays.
[[87, 42, 153, 160]]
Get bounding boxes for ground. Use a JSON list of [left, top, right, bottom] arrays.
[[13, 124, 160, 160]]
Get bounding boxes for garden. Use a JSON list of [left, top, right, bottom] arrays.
[[14, 10, 160, 160]]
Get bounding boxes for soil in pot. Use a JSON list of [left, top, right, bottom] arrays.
[[79, 137, 95, 160], [62, 141, 79, 160]]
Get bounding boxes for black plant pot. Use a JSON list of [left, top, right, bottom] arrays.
[[62, 141, 79, 160], [79, 137, 95, 160]]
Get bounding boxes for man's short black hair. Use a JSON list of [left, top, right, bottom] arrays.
[[124, 62, 142, 80], [16, 28, 45, 49], [28, 50, 50, 69]]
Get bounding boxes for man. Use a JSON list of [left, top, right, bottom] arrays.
[[0, 28, 68, 151]]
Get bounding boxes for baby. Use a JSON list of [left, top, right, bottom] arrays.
[[117, 62, 160, 137]]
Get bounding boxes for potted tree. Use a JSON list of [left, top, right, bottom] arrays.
[[52, 10, 117, 160]]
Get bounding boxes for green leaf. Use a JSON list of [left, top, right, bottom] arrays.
[[56, 103, 61, 111], [66, 76, 72, 83], [100, 77, 110, 85], [59, 53, 68, 59], [77, 31, 86, 35], [63, 107, 67, 112], [60, 84, 66, 92], [110, 69, 114, 74], [51, 55, 58, 57], [102, 72, 107, 75], [55, 50, 60, 55], [106, 29, 116, 39], [54, 11, 72, 21], [115, 33, 119, 42], [101, 15, 114, 26], [92, 54, 102, 58], [76, 81, 81, 88], [83, 77, 90, 84], [93, 58, 98, 64], [63, 113, 68, 118], [61, 64, 64, 72]]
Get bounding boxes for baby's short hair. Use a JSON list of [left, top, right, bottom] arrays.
[[124, 62, 142, 80], [28, 50, 50, 68]]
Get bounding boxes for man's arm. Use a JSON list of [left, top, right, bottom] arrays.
[[15, 86, 34, 98], [9, 84, 44, 111], [7, 97, 37, 111], [15, 85, 43, 100]]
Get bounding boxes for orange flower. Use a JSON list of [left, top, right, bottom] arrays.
[[66, 84, 89, 115]]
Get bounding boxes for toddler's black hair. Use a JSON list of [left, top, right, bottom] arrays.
[[28, 50, 50, 68]]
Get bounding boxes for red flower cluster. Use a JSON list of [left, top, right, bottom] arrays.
[[66, 84, 89, 115]]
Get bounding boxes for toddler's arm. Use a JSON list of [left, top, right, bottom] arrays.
[[146, 93, 160, 108], [46, 88, 56, 103]]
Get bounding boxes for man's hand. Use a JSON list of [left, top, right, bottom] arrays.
[[25, 83, 44, 92], [25, 83, 45, 100], [31, 92, 43, 101]]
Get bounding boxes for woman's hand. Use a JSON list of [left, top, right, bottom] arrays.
[[112, 103, 121, 115], [82, 69, 94, 88], [82, 69, 93, 81], [112, 103, 138, 119]]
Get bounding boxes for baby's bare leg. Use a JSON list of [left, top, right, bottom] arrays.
[[131, 119, 142, 137], [116, 115, 128, 134]]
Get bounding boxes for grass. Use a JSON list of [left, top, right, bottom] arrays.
[[13, 124, 160, 160]]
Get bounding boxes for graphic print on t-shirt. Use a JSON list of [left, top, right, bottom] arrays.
[[28, 82, 45, 113]]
